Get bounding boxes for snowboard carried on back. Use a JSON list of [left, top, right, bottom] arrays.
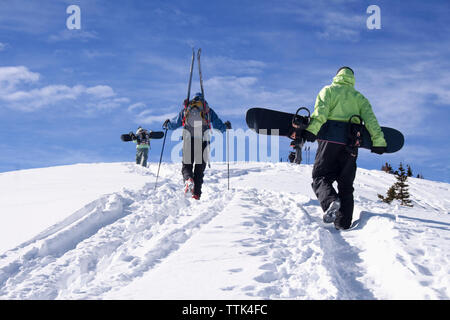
[[246, 107, 404, 153], [120, 131, 165, 142]]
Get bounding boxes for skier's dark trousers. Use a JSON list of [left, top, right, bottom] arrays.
[[182, 140, 208, 197], [303, 67, 387, 230], [312, 141, 357, 229]]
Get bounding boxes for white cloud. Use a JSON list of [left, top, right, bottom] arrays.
[[138, 112, 177, 125], [85, 85, 116, 98], [48, 30, 99, 42], [203, 76, 311, 116], [0, 66, 129, 112], [355, 59, 450, 135], [3, 85, 84, 109], [204, 56, 267, 75], [128, 102, 147, 112], [139, 54, 187, 76], [88, 97, 130, 110], [139, 52, 268, 79], [316, 11, 365, 41], [0, 66, 40, 90], [269, 0, 365, 41]]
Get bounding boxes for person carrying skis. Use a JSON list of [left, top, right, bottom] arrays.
[[131, 126, 152, 167], [301, 67, 387, 230], [163, 92, 231, 200]]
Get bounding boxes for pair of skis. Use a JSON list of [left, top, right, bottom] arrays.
[[190, 49, 213, 169], [186, 48, 206, 108]]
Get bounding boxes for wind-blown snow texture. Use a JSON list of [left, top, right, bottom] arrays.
[[0, 162, 448, 299]]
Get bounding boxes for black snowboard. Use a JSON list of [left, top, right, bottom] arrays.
[[246, 107, 404, 153], [120, 131, 165, 142]]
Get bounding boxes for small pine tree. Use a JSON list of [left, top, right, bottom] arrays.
[[394, 163, 413, 207], [379, 163, 413, 207], [378, 185, 397, 204], [381, 162, 393, 174], [407, 165, 413, 177]]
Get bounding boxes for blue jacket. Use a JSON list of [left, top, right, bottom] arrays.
[[166, 106, 227, 133]]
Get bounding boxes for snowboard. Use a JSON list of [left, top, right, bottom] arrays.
[[246, 107, 404, 153], [120, 131, 165, 142]]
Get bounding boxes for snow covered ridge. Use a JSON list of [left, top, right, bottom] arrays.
[[0, 162, 448, 299]]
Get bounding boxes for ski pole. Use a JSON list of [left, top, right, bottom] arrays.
[[154, 127, 168, 190], [227, 128, 230, 190]]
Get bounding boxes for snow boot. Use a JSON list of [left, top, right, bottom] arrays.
[[323, 199, 341, 223], [192, 194, 200, 200], [184, 178, 195, 195]]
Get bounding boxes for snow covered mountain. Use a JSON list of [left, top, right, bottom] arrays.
[[0, 162, 448, 300]]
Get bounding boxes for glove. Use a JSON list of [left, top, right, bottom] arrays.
[[224, 121, 232, 129], [302, 130, 317, 142], [371, 146, 386, 155], [163, 119, 170, 129], [129, 132, 136, 139]]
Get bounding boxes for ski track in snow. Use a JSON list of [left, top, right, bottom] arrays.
[[0, 164, 231, 299], [0, 162, 448, 299], [225, 189, 375, 299]]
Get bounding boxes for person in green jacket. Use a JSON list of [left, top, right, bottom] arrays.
[[302, 66, 387, 230], [133, 126, 151, 167]]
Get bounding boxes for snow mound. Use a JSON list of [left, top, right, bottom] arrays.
[[0, 162, 448, 299]]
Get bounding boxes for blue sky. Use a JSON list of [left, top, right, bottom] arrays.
[[0, 0, 449, 182]]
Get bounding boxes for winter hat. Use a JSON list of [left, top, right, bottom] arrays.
[[193, 92, 204, 100], [336, 66, 354, 75]]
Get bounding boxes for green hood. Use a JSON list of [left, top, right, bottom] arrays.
[[332, 68, 355, 87], [306, 68, 387, 147]]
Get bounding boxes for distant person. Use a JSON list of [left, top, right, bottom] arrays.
[[163, 92, 231, 200], [302, 67, 387, 230], [132, 126, 151, 167], [290, 140, 303, 164]]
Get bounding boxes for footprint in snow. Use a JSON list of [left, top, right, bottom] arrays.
[[254, 271, 278, 283]]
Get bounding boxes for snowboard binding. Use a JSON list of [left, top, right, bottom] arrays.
[[346, 115, 365, 156], [289, 107, 311, 141]]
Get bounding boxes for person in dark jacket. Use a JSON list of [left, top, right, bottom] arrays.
[[163, 92, 231, 200], [302, 67, 387, 230]]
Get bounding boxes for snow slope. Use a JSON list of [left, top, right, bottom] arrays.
[[0, 163, 152, 253], [0, 162, 448, 299]]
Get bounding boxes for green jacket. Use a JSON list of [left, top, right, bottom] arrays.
[[134, 142, 150, 150], [306, 68, 387, 147]]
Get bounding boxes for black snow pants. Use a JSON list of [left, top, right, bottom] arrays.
[[311, 141, 357, 229], [182, 139, 208, 197], [294, 146, 302, 164]]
